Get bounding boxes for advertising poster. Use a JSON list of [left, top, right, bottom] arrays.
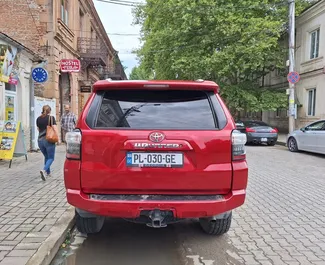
[[5, 96, 15, 121], [8, 50, 21, 85], [0, 137, 14, 151], [3, 121, 17, 133], [0, 121, 26, 162], [0, 41, 18, 83]]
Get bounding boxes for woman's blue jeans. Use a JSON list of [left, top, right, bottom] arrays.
[[38, 138, 56, 174]]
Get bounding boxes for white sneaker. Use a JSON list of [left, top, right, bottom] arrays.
[[40, 170, 46, 181]]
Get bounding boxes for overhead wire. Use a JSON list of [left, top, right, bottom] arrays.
[[94, 0, 288, 10]]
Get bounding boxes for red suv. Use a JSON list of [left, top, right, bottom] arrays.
[[64, 80, 248, 235]]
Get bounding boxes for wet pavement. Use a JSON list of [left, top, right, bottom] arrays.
[[51, 219, 184, 265], [51, 146, 325, 265], [51, 217, 241, 265]]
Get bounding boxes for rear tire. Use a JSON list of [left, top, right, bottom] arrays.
[[76, 212, 105, 234], [288, 137, 299, 152], [199, 212, 232, 235]]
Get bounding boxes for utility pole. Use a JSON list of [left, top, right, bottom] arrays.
[[288, 0, 295, 133]]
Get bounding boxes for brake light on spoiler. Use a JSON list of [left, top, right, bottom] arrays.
[[143, 84, 169, 88]]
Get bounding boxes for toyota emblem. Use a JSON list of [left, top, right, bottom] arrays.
[[149, 132, 165, 143]]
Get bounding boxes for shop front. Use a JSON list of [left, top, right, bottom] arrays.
[[0, 34, 42, 151]]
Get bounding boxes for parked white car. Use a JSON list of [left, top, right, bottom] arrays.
[[287, 120, 325, 155]]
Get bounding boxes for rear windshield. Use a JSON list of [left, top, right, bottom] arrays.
[[93, 90, 218, 129], [243, 121, 268, 127]]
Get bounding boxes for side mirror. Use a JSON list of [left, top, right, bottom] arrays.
[[300, 127, 306, 132]]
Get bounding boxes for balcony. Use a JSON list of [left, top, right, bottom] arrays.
[[97, 64, 127, 80], [77, 37, 108, 69]]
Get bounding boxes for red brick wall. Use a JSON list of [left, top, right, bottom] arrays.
[[0, 0, 44, 53]]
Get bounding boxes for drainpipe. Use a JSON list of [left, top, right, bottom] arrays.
[[29, 69, 36, 151]]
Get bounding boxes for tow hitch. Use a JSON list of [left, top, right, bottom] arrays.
[[147, 209, 170, 228]]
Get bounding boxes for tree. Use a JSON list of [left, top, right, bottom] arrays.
[[129, 65, 154, 80], [133, 0, 315, 114]]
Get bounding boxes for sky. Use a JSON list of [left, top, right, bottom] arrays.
[[93, 0, 144, 77]]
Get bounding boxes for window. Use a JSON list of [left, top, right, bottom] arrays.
[[61, 0, 69, 25], [5, 83, 16, 92], [306, 121, 325, 131], [307, 88, 316, 116], [310, 28, 320, 59], [95, 90, 218, 129], [79, 10, 84, 37], [243, 121, 268, 127]]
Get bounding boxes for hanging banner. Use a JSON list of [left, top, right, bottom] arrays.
[[0, 121, 27, 168], [0, 40, 19, 83]]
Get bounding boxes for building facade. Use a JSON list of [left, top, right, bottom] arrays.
[[263, 0, 325, 131], [41, 0, 126, 119], [0, 33, 43, 151], [0, 0, 126, 149]]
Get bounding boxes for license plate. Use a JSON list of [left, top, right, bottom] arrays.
[[261, 138, 267, 142], [126, 152, 183, 168]]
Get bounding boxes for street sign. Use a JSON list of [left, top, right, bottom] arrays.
[[287, 71, 300, 84], [32, 67, 48, 83], [80, 86, 91, 93], [60, 59, 81, 73]]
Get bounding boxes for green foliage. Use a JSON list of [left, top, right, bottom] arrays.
[[129, 65, 154, 80], [133, 0, 315, 114]]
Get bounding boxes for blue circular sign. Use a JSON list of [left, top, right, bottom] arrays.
[[32, 67, 48, 83]]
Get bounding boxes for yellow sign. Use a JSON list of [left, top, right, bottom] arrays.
[[0, 121, 27, 168], [0, 121, 19, 160]]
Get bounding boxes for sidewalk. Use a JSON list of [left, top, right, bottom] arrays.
[[0, 146, 74, 265], [276, 133, 287, 146]]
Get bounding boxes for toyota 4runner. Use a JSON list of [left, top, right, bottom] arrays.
[[64, 80, 248, 235]]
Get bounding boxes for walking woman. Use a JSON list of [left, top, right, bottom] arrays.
[[36, 105, 59, 181]]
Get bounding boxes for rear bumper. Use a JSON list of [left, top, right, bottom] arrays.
[[247, 133, 278, 144], [66, 189, 246, 219]]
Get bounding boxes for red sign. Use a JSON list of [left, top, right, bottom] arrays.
[[60, 59, 80, 73], [287, 71, 300, 84]]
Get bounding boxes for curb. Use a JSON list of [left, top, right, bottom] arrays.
[[276, 141, 286, 147], [26, 207, 75, 265]]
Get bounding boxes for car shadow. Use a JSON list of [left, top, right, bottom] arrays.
[[54, 218, 244, 265]]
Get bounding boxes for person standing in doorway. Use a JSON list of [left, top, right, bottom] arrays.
[[60, 104, 77, 143], [37, 105, 58, 181]]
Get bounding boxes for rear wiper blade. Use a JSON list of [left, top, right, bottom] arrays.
[[115, 103, 147, 127]]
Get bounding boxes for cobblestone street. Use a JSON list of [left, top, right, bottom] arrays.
[[2, 144, 325, 265], [0, 146, 73, 265], [51, 145, 325, 265], [178, 145, 325, 265]]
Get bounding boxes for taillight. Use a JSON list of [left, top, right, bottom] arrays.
[[271, 128, 278, 133], [246, 127, 255, 133], [232, 131, 247, 161], [66, 130, 82, 160]]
